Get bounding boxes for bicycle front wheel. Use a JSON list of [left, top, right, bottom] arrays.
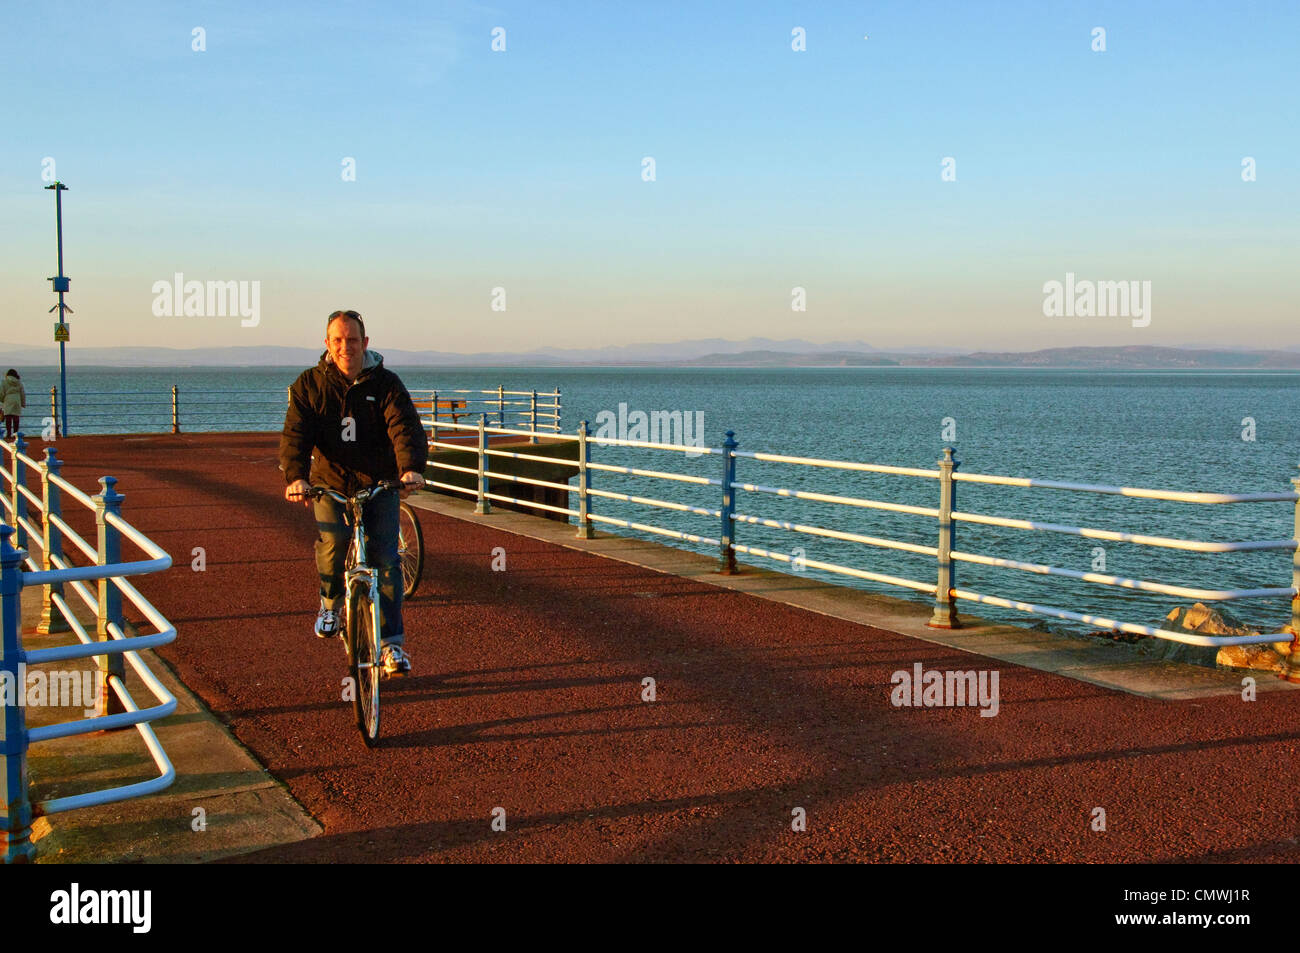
[[347, 584, 381, 746], [398, 502, 424, 598]]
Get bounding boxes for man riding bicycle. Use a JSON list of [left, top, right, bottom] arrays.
[[280, 310, 427, 677]]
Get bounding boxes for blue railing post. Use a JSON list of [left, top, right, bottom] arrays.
[[1285, 465, 1300, 683], [555, 388, 562, 433], [475, 415, 491, 515], [719, 430, 738, 574], [576, 420, 594, 539], [93, 476, 127, 716], [1, 525, 35, 863], [928, 446, 961, 629], [171, 385, 180, 435], [497, 385, 505, 427], [37, 448, 69, 635], [530, 390, 538, 444], [10, 433, 27, 553]]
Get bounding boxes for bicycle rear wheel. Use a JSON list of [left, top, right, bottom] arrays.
[[347, 583, 381, 746], [398, 502, 424, 598]]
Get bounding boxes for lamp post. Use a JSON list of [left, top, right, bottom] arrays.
[[45, 181, 71, 437]]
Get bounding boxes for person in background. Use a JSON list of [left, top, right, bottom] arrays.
[[1, 369, 25, 440]]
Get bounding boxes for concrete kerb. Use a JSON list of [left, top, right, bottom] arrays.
[[14, 583, 321, 863], [406, 491, 1300, 701]]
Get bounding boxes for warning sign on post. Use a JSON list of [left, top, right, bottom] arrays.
[[54, 323, 69, 342]]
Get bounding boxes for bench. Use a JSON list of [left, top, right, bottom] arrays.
[[412, 398, 469, 425]]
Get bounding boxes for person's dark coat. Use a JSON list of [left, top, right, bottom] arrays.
[[279, 350, 427, 494]]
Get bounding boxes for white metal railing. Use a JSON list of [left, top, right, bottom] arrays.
[[1, 434, 177, 863], [423, 417, 1300, 678], [45, 382, 561, 437], [413, 387, 561, 445]]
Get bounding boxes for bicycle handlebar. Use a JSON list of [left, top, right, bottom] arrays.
[[295, 478, 423, 505], [308, 478, 400, 501]]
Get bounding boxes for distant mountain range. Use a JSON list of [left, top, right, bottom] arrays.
[[3, 339, 1300, 369]]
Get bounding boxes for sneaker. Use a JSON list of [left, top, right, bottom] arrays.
[[315, 606, 341, 639], [381, 644, 412, 678]]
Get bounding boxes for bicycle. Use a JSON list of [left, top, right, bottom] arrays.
[[308, 480, 408, 746]]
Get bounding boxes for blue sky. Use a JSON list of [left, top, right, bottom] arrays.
[[2, 0, 1296, 353]]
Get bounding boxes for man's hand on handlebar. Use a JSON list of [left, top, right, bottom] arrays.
[[285, 478, 312, 506], [399, 471, 425, 499]]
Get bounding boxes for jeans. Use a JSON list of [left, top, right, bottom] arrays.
[[314, 491, 404, 648]]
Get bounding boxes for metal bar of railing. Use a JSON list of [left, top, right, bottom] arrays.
[[427, 461, 480, 478], [732, 449, 940, 479], [587, 462, 719, 486], [482, 447, 577, 467], [0, 441, 178, 860], [37, 448, 69, 635], [736, 482, 940, 518], [587, 487, 720, 518], [410, 418, 1300, 671], [950, 510, 1296, 553], [9, 434, 26, 553], [952, 470, 1300, 503], [733, 512, 938, 556], [951, 549, 1296, 602], [485, 471, 574, 494], [426, 479, 477, 497], [587, 512, 720, 547], [733, 542, 937, 594], [412, 388, 560, 398], [481, 491, 575, 518]]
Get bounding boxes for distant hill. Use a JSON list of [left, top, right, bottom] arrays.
[[916, 346, 1300, 369], [0, 336, 907, 367], [683, 350, 900, 367], [3, 341, 1299, 369]]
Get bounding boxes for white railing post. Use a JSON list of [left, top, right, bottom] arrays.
[[475, 415, 491, 515], [928, 447, 961, 629], [576, 420, 593, 538], [37, 447, 69, 634]]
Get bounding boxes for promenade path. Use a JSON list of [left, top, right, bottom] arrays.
[[25, 432, 1300, 862]]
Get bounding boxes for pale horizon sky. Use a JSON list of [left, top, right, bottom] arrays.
[[3, 1, 1296, 355]]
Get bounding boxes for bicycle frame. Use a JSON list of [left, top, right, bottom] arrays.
[[310, 483, 395, 744], [341, 493, 381, 664]]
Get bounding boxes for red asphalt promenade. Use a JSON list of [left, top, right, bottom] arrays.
[[23, 432, 1300, 863]]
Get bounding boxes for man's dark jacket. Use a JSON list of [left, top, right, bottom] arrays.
[[279, 350, 428, 494]]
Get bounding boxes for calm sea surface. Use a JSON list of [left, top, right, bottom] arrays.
[[14, 364, 1300, 637]]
